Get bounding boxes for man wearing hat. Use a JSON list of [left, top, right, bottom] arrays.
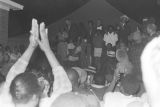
[[118, 15, 131, 46]]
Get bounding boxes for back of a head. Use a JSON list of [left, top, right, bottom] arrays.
[[51, 92, 87, 107], [10, 72, 41, 104], [94, 73, 105, 85], [121, 75, 140, 95]]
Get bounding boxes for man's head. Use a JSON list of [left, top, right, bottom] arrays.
[[108, 25, 114, 33], [97, 19, 102, 27], [93, 73, 105, 86], [88, 20, 94, 28], [132, 30, 142, 43], [65, 18, 71, 26], [66, 68, 80, 91], [10, 72, 41, 107], [51, 92, 88, 107], [146, 23, 157, 36], [120, 75, 140, 95]]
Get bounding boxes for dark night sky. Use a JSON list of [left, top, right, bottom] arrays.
[[9, 0, 160, 37]]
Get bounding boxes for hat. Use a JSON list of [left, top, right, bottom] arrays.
[[83, 66, 96, 73], [120, 15, 129, 22], [121, 75, 140, 95]]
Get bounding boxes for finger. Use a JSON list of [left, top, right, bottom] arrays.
[[35, 19, 39, 40], [31, 18, 36, 33], [45, 28, 48, 38], [40, 22, 45, 39], [46, 28, 48, 36], [37, 39, 42, 46]]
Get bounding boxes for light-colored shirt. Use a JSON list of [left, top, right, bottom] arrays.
[[103, 92, 142, 107], [103, 32, 118, 47]]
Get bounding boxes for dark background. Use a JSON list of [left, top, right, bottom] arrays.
[[9, 0, 160, 37]]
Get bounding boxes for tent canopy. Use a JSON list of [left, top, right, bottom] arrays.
[[48, 0, 138, 39]]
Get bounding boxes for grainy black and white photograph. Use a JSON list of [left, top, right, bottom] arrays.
[[0, 0, 160, 107]]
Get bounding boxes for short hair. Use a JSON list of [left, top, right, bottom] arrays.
[[94, 73, 105, 85], [88, 20, 94, 25], [147, 23, 157, 32], [121, 75, 140, 95], [10, 72, 41, 104], [51, 92, 87, 107]]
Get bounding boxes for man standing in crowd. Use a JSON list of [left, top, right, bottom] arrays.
[[96, 19, 103, 32], [93, 30, 103, 72], [118, 15, 131, 46], [64, 18, 78, 42]]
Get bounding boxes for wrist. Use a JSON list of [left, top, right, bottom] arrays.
[[28, 44, 37, 50], [44, 47, 52, 53]]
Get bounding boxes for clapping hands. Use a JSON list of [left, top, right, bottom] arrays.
[[29, 19, 51, 52], [29, 19, 39, 48]]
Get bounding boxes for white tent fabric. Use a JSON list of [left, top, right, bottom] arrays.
[[48, 0, 138, 39]]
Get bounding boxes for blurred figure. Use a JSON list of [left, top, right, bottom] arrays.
[[103, 25, 118, 47], [118, 15, 131, 46], [64, 18, 78, 42], [93, 30, 103, 72]]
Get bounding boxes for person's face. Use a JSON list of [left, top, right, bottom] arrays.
[[65, 20, 71, 26], [15, 81, 39, 107], [97, 20, 101, 26], [108, 27, 113, 32], [88, 23, 93, 28]]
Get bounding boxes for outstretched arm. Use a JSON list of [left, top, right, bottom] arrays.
[[141, 36, 160, 107], [4, 19, 39, 91], [38, 22, 72, 100]]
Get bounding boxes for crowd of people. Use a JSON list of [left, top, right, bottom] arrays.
[[0, 15, 159, 107]]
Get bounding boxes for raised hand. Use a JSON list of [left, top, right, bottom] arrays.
[[29, 19, 39, 48], [38, 22, 50, 52], [141, 36, 160, 107]]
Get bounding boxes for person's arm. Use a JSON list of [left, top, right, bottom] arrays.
[[105, 69, 120, 93], [4, 19, 39, 90], [38, 23, 72, 99]]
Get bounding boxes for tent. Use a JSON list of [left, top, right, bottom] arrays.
[[48, 0, 139, 39], [8, 0, 139, 45]]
